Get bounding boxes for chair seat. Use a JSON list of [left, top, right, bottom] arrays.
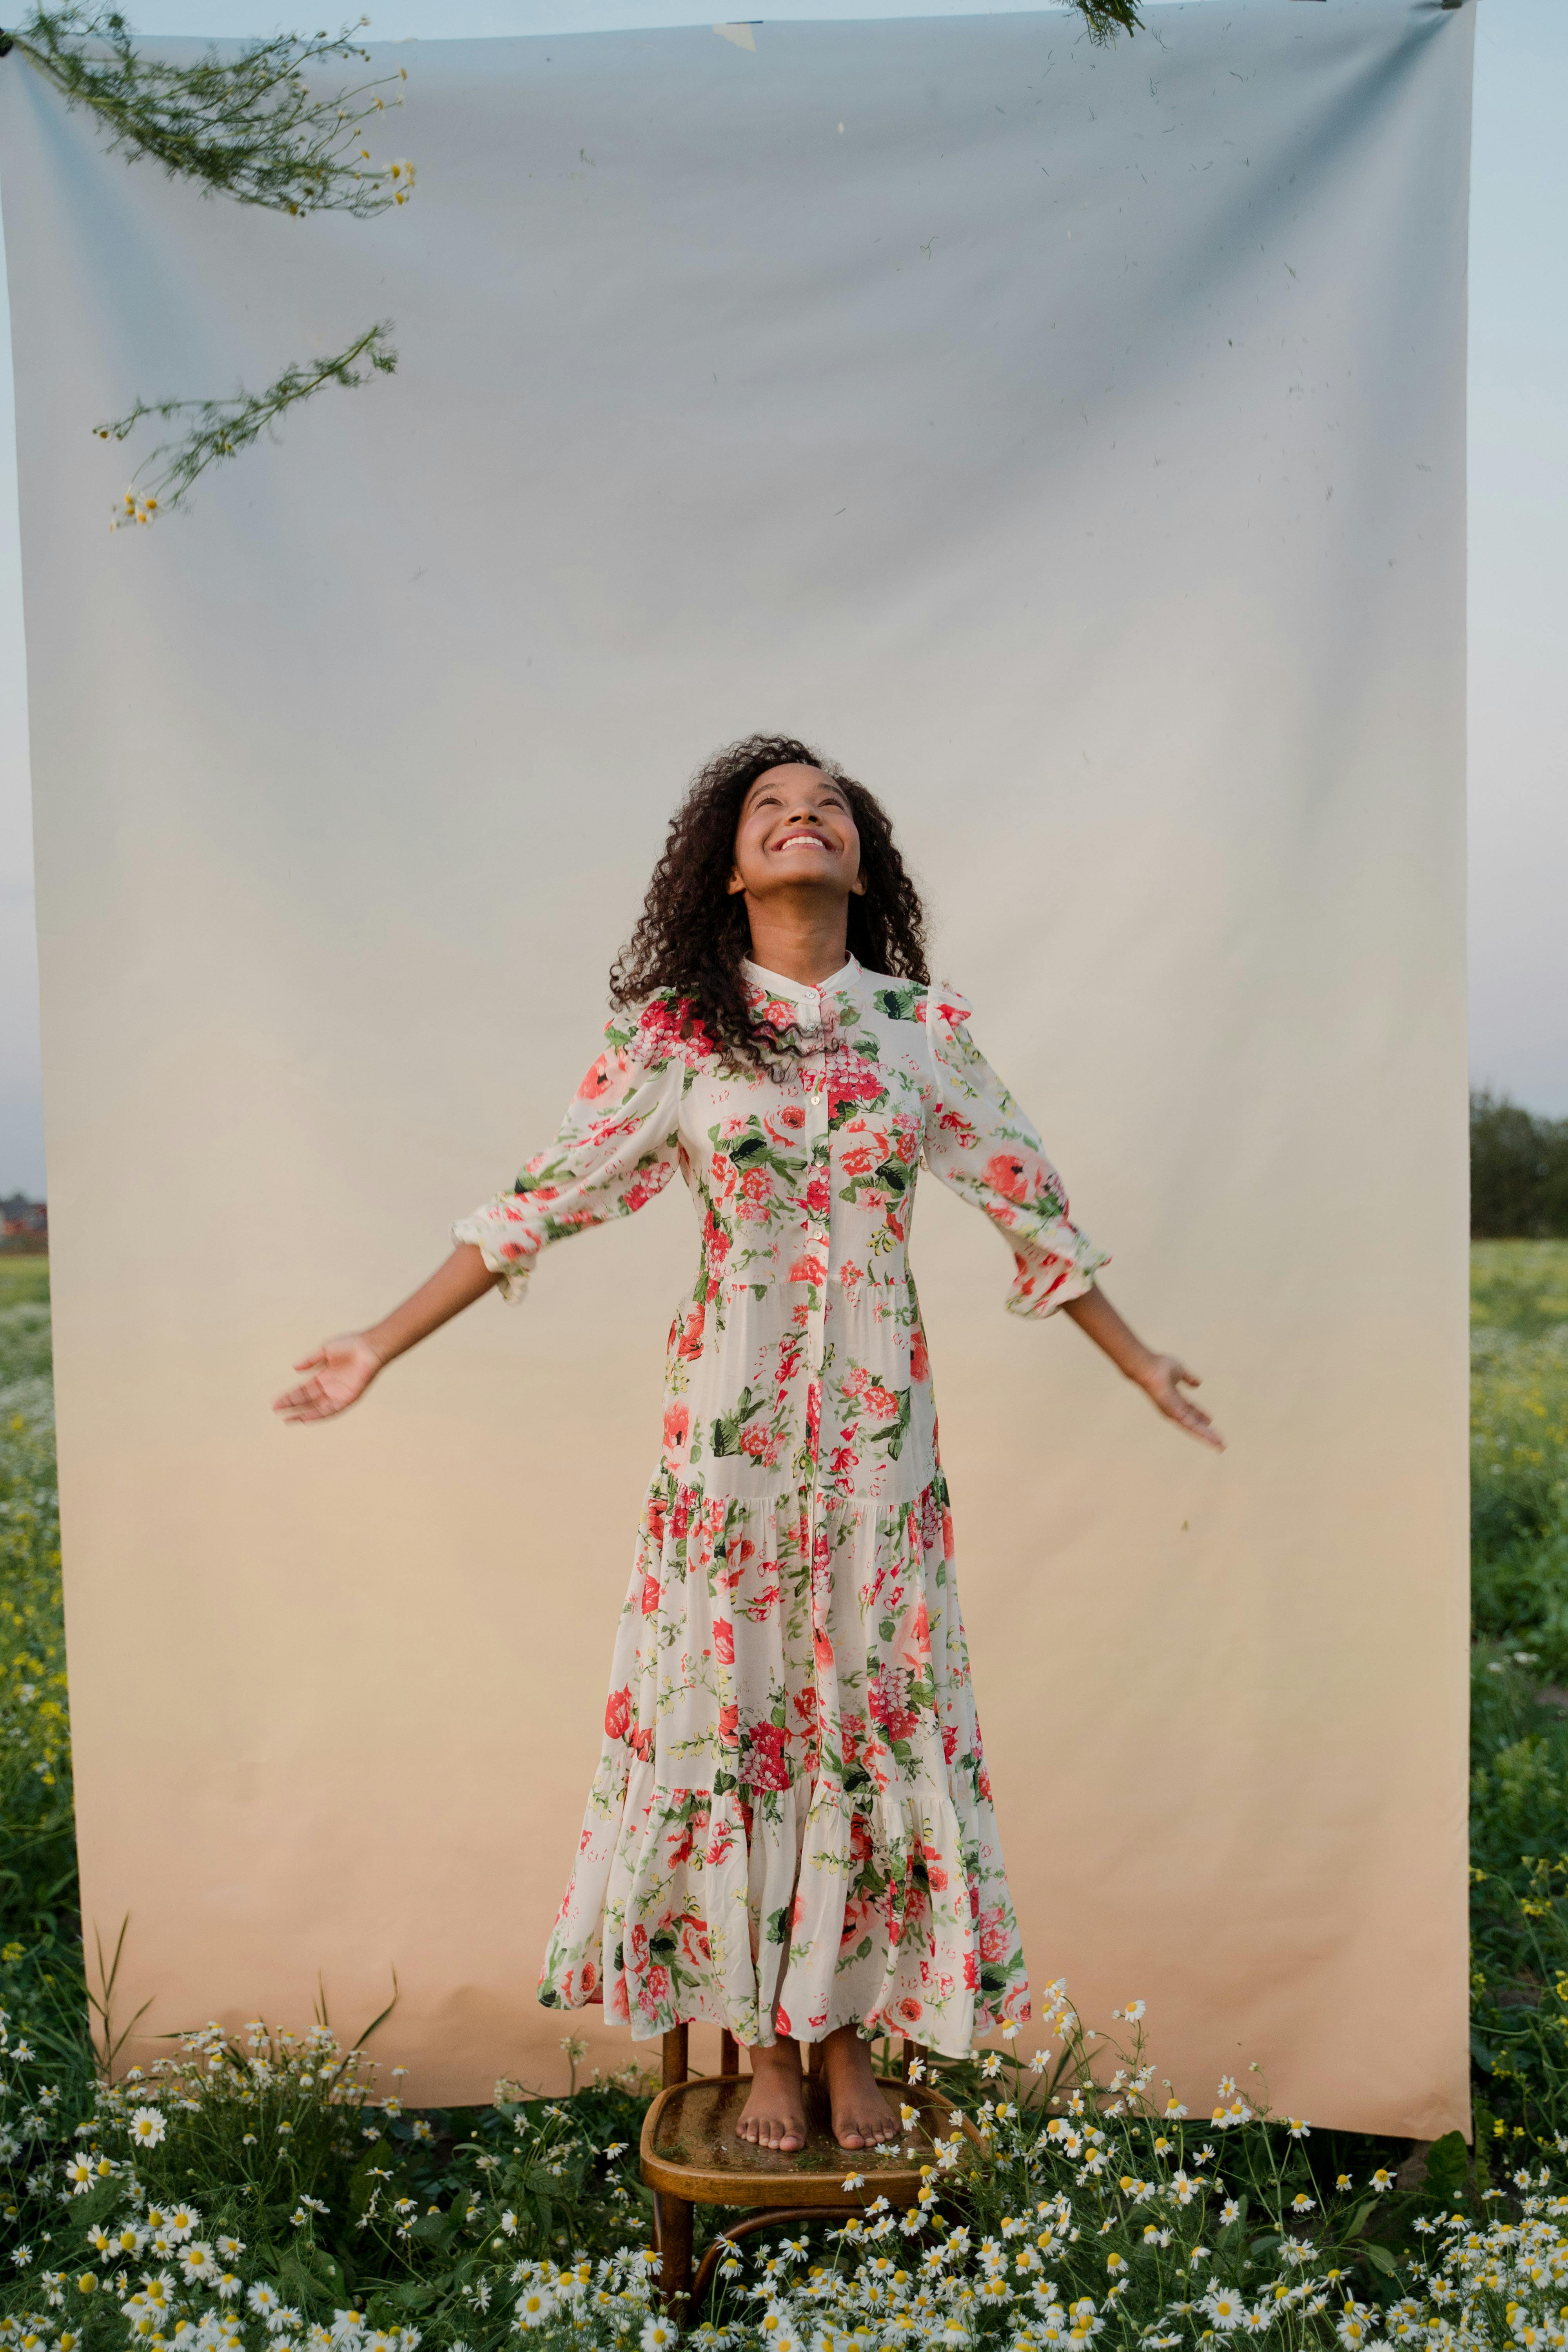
[[639, 2075, 970, 2209]]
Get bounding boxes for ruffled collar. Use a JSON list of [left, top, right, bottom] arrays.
[[742, 955, 862, 1051]]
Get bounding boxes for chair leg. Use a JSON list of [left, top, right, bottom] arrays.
[[720, 2028, 740, 2076], [654, 2190, 693, 2312], [691, 2206, 820, 2303], [662, 2025, 689, 2089]]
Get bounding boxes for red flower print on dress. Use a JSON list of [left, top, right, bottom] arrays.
[[635, 994, 712, 1064], [713, 1618, 735, 1664], [643, 1964, 671, 2014], [703, 1210, 731, 1272], [604, 1685, 632, 1741], [641, 1573, 662, 1617], [909, 1325, 931, 1384], [718, 1701, 740, 1746], [744, 1720, 791, 1793], [978, 1906, 1011, 1965], [663, 1403, 690, 1455], [680, 1918, 711, 1970], [895, 1995, 924, 2027], [984, 1151, 1033, 1205], [576, 1053, 619, 1103], [868, 1665, 920, 1744], [827, 1061, 885, 1118]]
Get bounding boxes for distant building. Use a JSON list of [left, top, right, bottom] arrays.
[[0, 1194, 47, 1250]]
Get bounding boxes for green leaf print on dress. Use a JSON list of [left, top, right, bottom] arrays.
[[453, 957, 1107, 2054]]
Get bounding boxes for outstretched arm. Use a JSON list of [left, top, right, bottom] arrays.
[[274, 1001, 689, 1429], [1063, 1283, 1225, 1452], [272, 1243, 500, 1424], [921, 989, 1224, 1454]]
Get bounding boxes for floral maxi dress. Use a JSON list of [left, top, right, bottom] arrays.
[[454, 957, 1105, 2058]]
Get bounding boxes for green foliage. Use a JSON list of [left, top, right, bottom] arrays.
[[0, 1992, 1504, 2352], [1472, 1094, 1568, 1240], [0, 2011, 657, 2339], [0, 1315, 85, 2112], [5, 10, 411, 216], [1469, 1245, 1568, 2143], [0, 1264, 50, 1309], [1469, 1248, 1568, 1681], [98, 323, 397, 526], [2, 9, 413, 521], [1057, 0, 1143, 37]]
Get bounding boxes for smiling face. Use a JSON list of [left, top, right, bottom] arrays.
[[727, 764, 867, 914]]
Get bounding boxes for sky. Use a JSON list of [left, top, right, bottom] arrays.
[[0, 0, 1563, 1197]]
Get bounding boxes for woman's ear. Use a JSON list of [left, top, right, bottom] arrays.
[[727, 864, 747, 896], [851, 867, 868, 896]]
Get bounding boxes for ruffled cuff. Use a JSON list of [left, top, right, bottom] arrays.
[[452, 1199, 548, 1305], [1005, 1227, 1110, 1319]]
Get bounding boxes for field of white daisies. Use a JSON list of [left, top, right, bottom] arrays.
[[5, 1245, 1568, 2349]]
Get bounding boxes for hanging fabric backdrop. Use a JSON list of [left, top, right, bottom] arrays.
[[0, 0, 1473, 2134]]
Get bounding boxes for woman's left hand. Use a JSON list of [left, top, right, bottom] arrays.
[[1134, 1354, 1225, 1451]]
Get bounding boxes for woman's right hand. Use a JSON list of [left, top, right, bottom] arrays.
[[272, 1332, 385, 1424]]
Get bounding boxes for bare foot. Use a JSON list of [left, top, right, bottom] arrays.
[[735, 2036, 807, 2152], [822, 2025, 902, 2150]]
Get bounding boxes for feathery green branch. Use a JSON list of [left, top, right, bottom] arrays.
[[97, 321, 397, 525], [2, 7, 415, 216], [1077, 0, 1142, 42]]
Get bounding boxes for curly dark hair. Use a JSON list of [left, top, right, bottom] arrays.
[[611, 733, 929, 1068]]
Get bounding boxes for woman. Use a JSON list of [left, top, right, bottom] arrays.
[[274, 734, 1223, 2155]]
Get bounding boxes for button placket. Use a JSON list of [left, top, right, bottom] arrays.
[[801, 1007, 833, 1643]]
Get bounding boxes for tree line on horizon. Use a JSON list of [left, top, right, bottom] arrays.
[[1472, 1089, 1568, 1238]]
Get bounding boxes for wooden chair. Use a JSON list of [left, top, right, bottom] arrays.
[[639, 2024, 973, 2313]]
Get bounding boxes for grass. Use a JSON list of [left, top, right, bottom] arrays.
[[0, 1249, 80, 2103], [1467, 1242, 1568, 2141], [3, 1246, 1568, 2345]]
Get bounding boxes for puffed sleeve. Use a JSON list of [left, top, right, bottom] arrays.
[[452, 996, 695, 1302], [921, 984, 1108, 1318]]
